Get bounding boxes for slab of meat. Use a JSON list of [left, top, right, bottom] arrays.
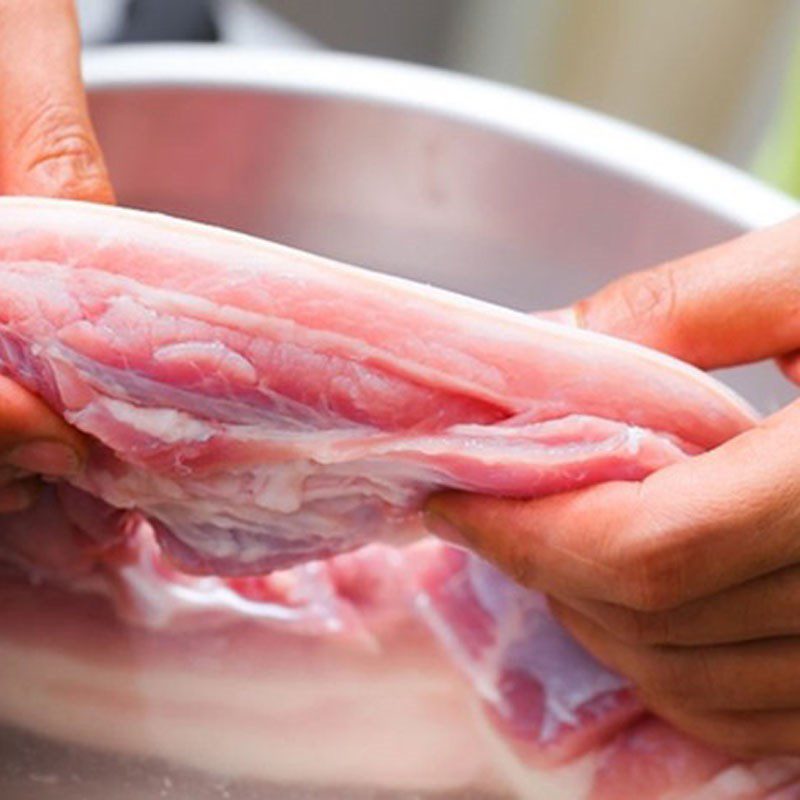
[[0, 539, 492, 796], [406, 543, 800, 799], [2, 528, 799, 799], [406, 541, 640, 768], [0, 197, 755, 575], [0, 197, 790, 798]]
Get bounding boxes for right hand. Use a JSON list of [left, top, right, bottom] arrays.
[[427, 213, 800, 757], [0, 0, 113, 512]]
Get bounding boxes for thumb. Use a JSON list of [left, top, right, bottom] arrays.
[[569, 214, 800, 371], [0, 376, 86, 475], [0, 0, 114, 204]]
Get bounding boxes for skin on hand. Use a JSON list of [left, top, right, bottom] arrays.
[[0, 0, 113, 511], [427, 214, 800, 757], [0, 0, 114, 202]]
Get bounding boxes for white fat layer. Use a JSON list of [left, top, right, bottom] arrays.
[[0, 640, 489, 791], [66, 388, 683, 569], [116, 556, 344, 635], [96, 398, 214, 444]]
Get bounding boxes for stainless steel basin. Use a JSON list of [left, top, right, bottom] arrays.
[[83, 45, 799, 410]]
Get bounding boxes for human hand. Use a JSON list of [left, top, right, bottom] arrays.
[[0, 0, 113, 201], [0, 0, 112, 510], [427, 215, 800, 757]]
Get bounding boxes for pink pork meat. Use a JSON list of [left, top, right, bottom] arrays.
[[0, 197, 755, 575], [0, 196, 791, 798], [2, 521, 799, 798]]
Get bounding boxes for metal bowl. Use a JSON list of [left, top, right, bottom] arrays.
[[84, 45, 798, 409]]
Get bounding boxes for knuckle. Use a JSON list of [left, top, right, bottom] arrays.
[[663, 710, 769, 758], [622, 576, 673, 612], [609, 506, 689, 613], [610, 607, 674, 645], [638, 652, 715, 709], [15, 101, 105, 195], [614, 553, 681, 612], [504, 554, 539, 589], [617, 264, 680, 329], [635, 654, 684, 698]]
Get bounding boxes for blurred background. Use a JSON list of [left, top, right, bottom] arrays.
[[75, 0, 800, 193]]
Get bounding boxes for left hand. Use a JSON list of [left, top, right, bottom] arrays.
[[427, 215, 800, 758], [0, 0, 113, 513]]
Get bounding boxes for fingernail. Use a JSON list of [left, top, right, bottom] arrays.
[[423, 510, 470, 548], [4, 441, 81, 477]]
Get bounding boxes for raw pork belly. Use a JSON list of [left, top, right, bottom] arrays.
[[407, 544, 800, 798], [2, 526, 799, 799], [0, 197, 755, 574], [0, 197, 792, 798]]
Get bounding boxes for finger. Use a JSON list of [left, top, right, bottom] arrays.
[[0, 478, 39, 512], [0, 466, 24, 484], [427, 400, 800, 610], [777, 349, 800, 385], [571, 213, 800, 369], [647, 706, 800, 761], [0, 375, 85, 476], [552, 600, 800, 713], [0, 480, 41, 514], [0, 0, 114, 203], [562, 564, 800, 647]]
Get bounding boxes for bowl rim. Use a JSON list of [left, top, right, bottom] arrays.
[[83, 44, 798, 231]]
